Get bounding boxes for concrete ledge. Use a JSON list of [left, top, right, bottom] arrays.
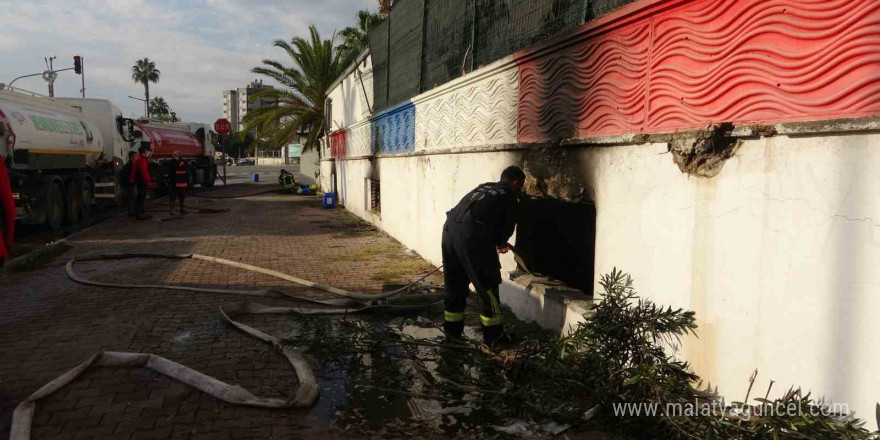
[[499, 273, 593, 335]]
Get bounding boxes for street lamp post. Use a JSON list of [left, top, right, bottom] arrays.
[[128, 95, 147, 118]]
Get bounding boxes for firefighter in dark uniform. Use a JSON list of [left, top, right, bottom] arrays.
[[166, 151, 189, 215], [442, 166, 526, 347], [278, 169, 296, 193]]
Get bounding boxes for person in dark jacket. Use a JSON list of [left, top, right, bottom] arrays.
[[119, 151, 137, 217], [278, 169, 296, 193], [129, 146, 152, 220], [166, 151, 189, 215], [442, 165, 525, 347]]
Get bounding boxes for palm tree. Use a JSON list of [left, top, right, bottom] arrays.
[[339, 9, 382, 58], [243, 25, 356, 151], [149, 97, 170, 120], [131, 58, 160, 117]]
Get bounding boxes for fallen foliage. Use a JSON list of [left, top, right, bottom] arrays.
[[285, 270, 879, 439]]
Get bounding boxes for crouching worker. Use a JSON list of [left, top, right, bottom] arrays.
[[166, 151, 189, 215], [442, 165, 525, 347], [278, 169, 296, 193]]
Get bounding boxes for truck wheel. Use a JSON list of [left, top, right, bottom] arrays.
[[66, 181, 82, 224], [81, 178, 94, 220], [204, 167, 216, 187], [46, 183, 64, 231], [187, 167, 196, 190]]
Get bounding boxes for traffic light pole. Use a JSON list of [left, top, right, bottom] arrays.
[[80, 57, 85, 98]]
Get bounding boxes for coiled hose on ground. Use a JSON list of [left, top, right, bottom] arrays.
[[9, 252, 444, 440]]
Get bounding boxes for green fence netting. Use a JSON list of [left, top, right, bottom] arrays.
[[589, 0, 638, 18], [422, 0, 474, 91], [372, 0, 639, 111], [368, 19, 390, 112], [475, 0, 586, 68], [388, 0, 425, 106]]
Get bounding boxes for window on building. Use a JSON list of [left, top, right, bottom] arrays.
[[369, 179, 381, 213]]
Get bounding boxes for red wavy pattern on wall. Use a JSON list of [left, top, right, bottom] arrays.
[[648, 0, 880, 129], [518, 22, 651, 142], [329, 130, 346, 158], [516, 0, 880, 142]]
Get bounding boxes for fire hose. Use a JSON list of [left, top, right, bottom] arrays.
[[186, 187, 287, 199], [9, 253, 444, 440]]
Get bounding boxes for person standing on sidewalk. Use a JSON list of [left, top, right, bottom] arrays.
[[441, 165, 525, 347], [129, 146, 152, 220], [119, 151, 137, 217], [166, 151, 189, 215]]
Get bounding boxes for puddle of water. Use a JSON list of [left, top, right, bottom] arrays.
[[172, 331, 193, 344]]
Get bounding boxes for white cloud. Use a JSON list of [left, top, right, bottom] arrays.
[[0, 0, 376, 123], [0, 35, 27, 53]]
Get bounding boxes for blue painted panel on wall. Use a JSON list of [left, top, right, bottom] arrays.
[[370, 100, 415, 155]]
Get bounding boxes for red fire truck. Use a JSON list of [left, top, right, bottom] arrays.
[[131, 120, 217, 192]]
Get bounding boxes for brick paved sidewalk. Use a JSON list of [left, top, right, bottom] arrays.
[[0, 182, 443, 440]]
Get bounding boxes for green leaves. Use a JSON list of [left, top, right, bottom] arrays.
[[131, 57, 160, 85], [338, 9, 382, 59], [148, 97, 170, 119], [244, 25, 357, 152]]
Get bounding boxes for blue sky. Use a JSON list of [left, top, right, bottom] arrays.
[[0, 0, 376, 123]]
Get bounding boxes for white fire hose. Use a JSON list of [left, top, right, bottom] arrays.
[[9, 252, 444, 440]]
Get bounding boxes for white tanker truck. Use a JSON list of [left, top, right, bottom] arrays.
[[0, 87, 135, 230]]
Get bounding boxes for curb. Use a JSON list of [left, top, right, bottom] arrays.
[[2, 242, 72, 273]]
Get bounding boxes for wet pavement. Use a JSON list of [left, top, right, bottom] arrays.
[[0, 176, 585, 440], [0, 180, 453, 440]]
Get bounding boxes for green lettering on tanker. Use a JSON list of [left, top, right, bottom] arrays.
[[67, 121, 85, 136], [28, 115, 85, 136]]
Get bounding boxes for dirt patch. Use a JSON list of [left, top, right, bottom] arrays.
[[370, 259, 437, 283], [334, 242, 401, 262]]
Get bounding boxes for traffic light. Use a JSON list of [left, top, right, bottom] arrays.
[[73, 56, 82, 74]]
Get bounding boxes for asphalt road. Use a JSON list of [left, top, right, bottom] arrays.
[[7, 164, 303, 260], [217, 164, 300, 185]]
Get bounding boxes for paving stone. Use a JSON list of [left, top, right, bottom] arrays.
[[0, 184, 443, 440]]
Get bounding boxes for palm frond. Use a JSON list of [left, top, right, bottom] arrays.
[[245, 24, 355, 151]]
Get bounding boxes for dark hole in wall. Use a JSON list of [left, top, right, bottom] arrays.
[[515, 197, 596, 293]]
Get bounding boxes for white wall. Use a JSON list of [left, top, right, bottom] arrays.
[[324, 129, 880, 420], [328, 56, 373, 132], [255, 157, 284, 166], [299, 149, 320, 185], [581, 133, 880, 419], [413, 57, 517, 152], [327, 152, 521, 269], [320, 40, 880, 422]]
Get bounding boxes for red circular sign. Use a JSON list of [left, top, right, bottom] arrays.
[[214, 118, 231, 135]]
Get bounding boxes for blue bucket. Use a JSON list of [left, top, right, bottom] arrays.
[[252, 173, 259, 182], [322, 192, 336, 209]]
